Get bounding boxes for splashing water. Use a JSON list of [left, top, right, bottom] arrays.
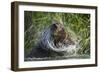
[[25, 27, 89, 61], [39, 28, 81, 55]]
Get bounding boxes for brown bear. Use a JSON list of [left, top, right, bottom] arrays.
[[26, 21, 77, 60]]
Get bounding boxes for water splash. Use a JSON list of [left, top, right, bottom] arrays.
[[39, 28, 81, 55]]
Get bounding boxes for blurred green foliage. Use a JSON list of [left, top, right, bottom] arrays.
[[24, 11, 90, 57]]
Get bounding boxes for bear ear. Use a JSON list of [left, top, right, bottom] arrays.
[[51, 23, 58, 31], [53, 23, 58, 28]]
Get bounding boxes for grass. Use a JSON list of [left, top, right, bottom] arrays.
[[24, 11, 90, 59]]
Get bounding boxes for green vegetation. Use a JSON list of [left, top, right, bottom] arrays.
[[24, 11, 90, 57]]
